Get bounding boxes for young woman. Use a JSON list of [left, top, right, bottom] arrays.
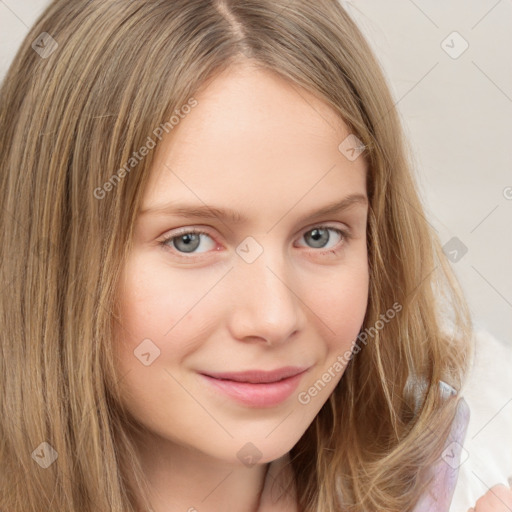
[[1, 1, 510, 511]]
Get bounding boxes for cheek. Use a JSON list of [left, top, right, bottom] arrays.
[[309, 251, 369, 345], [294, 266, 368, 408], [113, 253, 221, 428], [116, 250, 217, 349], [299, 252, 369, 379], [333, 264, 369, 338], [114, 258, 185, 384]]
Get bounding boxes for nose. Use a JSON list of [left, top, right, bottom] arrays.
[[227, 245, 305, 346]]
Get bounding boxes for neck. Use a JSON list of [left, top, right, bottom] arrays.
[[129, 428, 296, 512]]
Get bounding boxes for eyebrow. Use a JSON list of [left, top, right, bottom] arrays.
[[139, 193, 368, 224]]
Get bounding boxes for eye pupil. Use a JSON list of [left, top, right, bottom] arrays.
[[306, 228, 330, 248], [174, 233, 200, 252]]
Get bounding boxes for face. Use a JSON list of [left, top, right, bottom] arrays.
[[114, 62, 369, 466]]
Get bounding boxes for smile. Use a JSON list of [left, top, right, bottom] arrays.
[[199, 366, 310, 407]]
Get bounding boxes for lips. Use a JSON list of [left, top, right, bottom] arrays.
[[202, 366, 308, 384], [199, 366, 310, 407]]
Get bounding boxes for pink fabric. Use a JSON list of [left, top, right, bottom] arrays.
[[412, 396, 471, 511]]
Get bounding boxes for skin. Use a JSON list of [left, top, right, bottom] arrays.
[[114, 61, 369, 512], [112, 60, 512, 512], [467, 484, 512, 512]]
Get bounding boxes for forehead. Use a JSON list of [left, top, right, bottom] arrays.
[[164, 62, 353, 158], [141, 62, 367, 220]]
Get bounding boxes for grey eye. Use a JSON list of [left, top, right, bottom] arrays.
[[303, 227, 342, 249], [172, 233, 202, 253]]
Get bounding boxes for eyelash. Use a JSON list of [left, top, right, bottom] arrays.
[[158, 225, 351, 261]]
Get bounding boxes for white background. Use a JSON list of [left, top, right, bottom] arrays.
[[1, 0, 511, 345]]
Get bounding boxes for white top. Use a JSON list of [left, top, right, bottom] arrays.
[[451, 329, 512, 511]]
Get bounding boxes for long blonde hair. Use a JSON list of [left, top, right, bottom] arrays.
[[0, 0, 472, 510]]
